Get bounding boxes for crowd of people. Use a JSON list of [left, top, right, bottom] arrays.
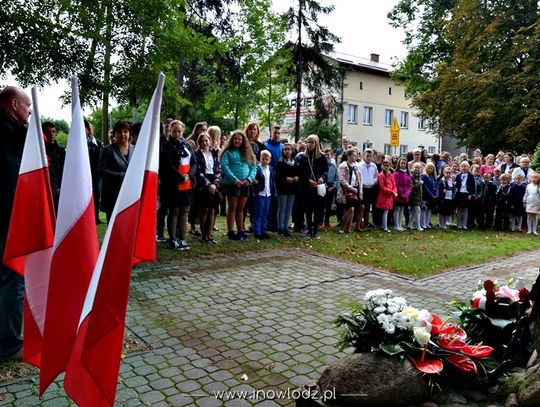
[[148, 121, 540, 249], [2, 84, 540, 361]]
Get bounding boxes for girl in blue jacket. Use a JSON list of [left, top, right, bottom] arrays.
[[219, 130, 257, 240]]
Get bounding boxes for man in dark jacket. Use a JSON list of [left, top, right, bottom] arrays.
[[85, 120, 103, 224], [0, 86, 31, 360], [42, 122, 66, 210]]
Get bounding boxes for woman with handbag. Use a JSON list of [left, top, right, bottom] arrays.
[[297, 134, 328, 239], [336, 148, 363, 234]]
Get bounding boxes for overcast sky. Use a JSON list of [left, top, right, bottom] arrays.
[[13, 0, 406, 122]]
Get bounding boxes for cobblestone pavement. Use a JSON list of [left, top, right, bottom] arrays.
[[2, 249, 540, 406]]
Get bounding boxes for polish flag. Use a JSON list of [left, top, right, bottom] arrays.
[[64, 73, 164, 406], [2, 88, 55, 367], [39, 77, 99, 394]]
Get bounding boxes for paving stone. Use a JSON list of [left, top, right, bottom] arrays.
[[3, 249, 540, 406], [150, 378, 174, 390]]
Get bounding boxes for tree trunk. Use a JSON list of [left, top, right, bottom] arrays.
[[294, 0, 303, 143], [267, 67, 272, 133], [101, 0, 113, 144]]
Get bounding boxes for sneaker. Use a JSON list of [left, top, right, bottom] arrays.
[[189, 230, 201, 237], [261, 233, 270, 240], [228, 231, 241, 240], [208, 238, 219, 244], [169, 239, 180, 250], [156, 234, 166, 242], [383, 229, 391, 233], [534, 231, 538, 236], [178, 240, 190, 250], [312, 233, 321, 240], [238, 230, 248, 241]]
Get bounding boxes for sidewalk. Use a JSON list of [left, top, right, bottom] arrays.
[[1, 249, 539, 406]]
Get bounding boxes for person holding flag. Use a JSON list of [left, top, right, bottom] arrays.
[[0, 86, 31, 361]]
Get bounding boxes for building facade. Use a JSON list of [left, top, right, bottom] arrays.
[[280, 52, 440, 155], [335, 52, 438, 155]]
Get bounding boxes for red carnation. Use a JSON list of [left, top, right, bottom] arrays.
[[484, 280, 496, 302], [519, 288, 529, 303]]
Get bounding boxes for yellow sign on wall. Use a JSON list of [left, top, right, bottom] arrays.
[[390, 116, 400, 147]]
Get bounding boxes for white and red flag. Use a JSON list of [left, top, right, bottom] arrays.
[[39, 77, 99, 394], [3, 88, 55, 367], [64, 73, 164, 406]]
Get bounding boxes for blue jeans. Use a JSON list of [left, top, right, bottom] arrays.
[[253, 195, 271, 235], [0, 259, 24, 358], [277, 194, 295, 232]]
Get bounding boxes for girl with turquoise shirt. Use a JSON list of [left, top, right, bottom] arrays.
[[219, 130, 257, 241]]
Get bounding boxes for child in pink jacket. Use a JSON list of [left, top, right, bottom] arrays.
[[392, 158, 412, 231], [376, 160, 397, 232]]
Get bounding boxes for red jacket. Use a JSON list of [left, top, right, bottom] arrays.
[[376, 172, 397, 210]]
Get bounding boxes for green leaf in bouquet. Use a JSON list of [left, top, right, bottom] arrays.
[[379, 342, 405, 356]]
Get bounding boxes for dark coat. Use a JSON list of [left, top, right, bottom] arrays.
[[480, 181, 497, 207], [45, 140, 66, 207], [275, 160, 300, 195], [0, 108, 26, 241], [421, 174, 438, 205], [250, 140, 266, 162], [454, 172, 475, 195], [253, 164, 277, 197], [160, 138, 197, 195], [194, 148, 221, 189], [297, 152, 328, 191], [87, 137, 103, 184], [508, 182, 526, 216], [98, 143, 134, 214]]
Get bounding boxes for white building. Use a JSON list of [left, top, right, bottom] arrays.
[[281, 51, 439, 155]]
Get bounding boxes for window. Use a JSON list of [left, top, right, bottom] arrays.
[[428, 146, 436, 154], [389, 87, 392, 95], [400, 145, 408, 156], [359, 81, 363, 90], [385, 109, 394, 126], [384, 144, 392, 155], [363, 106, 372, 125], [418, 117, 425, 130], [400, 111, 409, 129], [348, 104, 358, 123], [362, 142, 373, 150]]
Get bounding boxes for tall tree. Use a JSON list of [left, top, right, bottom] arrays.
[[284, 0, 343, 142], [201, 0, 288, 129], [389, 0, 540, 152]]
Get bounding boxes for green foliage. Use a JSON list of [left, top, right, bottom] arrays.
[[88, 104, 138, 142], [41, 117, 69, 135], [285, 0, 345, 141], [389, 0, 540, 153], [202, 0, 288, 129], [41, 116, 70, 147], [530, 140, 540, 172], [301, 116, 340, 146]]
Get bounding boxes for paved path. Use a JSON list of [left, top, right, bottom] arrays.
[[2, 249, 540, 406]]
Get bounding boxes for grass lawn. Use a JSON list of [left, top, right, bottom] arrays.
[[101, 214, 540, 278]]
